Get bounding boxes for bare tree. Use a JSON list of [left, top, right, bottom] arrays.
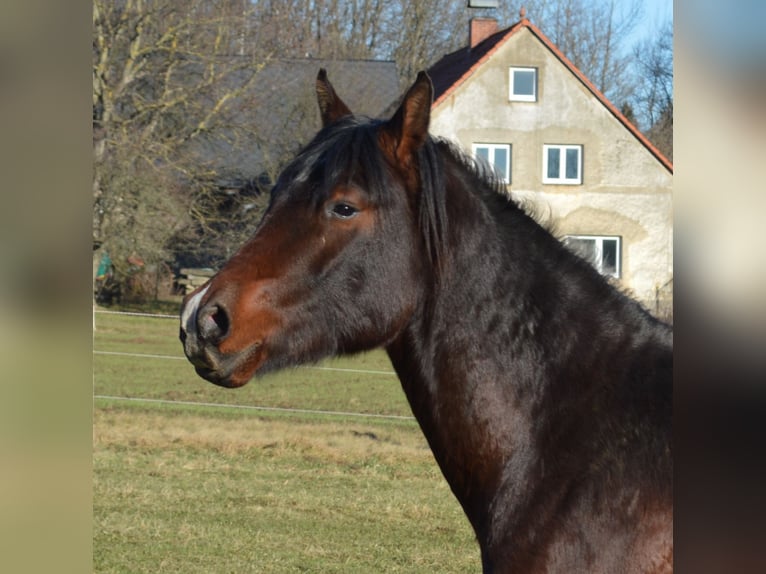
[[632, 21, 673, 159], [249, 1, 467, 86], [380, 0, 466, 85], [93, 0, 267, 291], [250, 0, 386, 59]]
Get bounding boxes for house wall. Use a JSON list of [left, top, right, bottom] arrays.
[[429, 27, 673, 308]]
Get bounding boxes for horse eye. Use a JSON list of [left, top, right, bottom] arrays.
[[330, 203, 358, 219]]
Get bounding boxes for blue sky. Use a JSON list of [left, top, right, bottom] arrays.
[[624, 0, 673, 45]]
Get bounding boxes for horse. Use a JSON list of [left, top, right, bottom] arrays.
[[180, 69, 673, 573]]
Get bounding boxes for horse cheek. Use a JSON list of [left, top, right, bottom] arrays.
[[375, 237, 424, 340]]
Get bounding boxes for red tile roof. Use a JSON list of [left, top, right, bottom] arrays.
[[428, 18, 673, 173]]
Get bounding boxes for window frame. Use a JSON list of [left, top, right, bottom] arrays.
[[509, 66, 538, 102], [543, 144, 583, 185], [472, 143, 512, 184], [564, 235, 622, 278]]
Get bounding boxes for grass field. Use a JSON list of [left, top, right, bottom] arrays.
[[93, 309, 480, 572]]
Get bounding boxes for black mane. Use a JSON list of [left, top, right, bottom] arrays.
[[276, 115, 551, 274]]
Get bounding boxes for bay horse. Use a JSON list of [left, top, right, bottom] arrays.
[[180, 70, 672, 573]]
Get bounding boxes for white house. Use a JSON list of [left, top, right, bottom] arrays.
[[427, 13, 673, 314]]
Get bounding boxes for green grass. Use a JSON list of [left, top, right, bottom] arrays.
[[93, 311, 410, 416], [93, 310, 480, 572]]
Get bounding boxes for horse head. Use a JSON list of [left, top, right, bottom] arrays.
[[180, 70, 435, 387]]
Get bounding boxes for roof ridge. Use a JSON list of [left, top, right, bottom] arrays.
[[429, 18, 673, 173]]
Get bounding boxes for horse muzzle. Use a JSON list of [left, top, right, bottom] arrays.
[[179, 283, 250, 388]]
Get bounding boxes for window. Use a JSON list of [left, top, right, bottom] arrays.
[[509, 67, 537, 102], [543, 144, 582, 184], [564, 235, 621, 278], [472, 143, 511, 184]]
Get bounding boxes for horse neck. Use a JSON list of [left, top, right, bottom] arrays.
[[386, 167, 672, 546]]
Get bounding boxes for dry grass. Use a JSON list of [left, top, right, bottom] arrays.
[[93, 310, 480, 572], [94, 407, 480, 573], [94, 408, 428, 464]]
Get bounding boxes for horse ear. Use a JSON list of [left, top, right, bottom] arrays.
[[384, 71, 433, 165], [316, 68, 352, 127]]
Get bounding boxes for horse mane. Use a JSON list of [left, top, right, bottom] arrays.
[[429, 137, 551, 227], [419, 137, 557, 271], [422, 136, 666, 329], [277, 115, 556, 274]]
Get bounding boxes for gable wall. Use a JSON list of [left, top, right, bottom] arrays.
[[429, 27, 673, 309]]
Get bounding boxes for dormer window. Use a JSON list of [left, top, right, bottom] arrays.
[[509, 67, 537, 102]]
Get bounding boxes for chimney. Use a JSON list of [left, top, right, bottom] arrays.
[[469, 17, 499, 49]]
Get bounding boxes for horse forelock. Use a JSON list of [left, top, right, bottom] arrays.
[[274, 115, 392, 208]]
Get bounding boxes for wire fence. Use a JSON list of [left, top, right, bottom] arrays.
[[94, 394, 415, 421], [94, 348, 398, 376], [94, 309, 178, 319], [93, 308, 407, 421]]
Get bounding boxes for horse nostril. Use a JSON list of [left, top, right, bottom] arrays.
[[198, 303, 230, 344]]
